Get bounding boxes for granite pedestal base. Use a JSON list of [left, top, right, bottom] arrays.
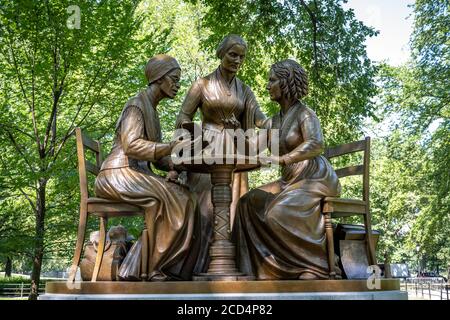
[[40, 279, 407, 300]]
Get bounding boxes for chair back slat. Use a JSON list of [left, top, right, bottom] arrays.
[[85, 160, 100, 176], [324, 137, 370, 204], [324, 139, 366, 159], [335, 164, 364, 178], [80, 131, 100, 153]]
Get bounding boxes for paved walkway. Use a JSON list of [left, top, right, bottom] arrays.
[[403, 288, 449, 300]]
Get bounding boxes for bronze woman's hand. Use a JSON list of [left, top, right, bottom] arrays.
[[268, 155, 286, 166], [277, 155, 287, 165], [222, 114, 240, 128], [166, 170, 180, 184], [257, 154, 285, 166]]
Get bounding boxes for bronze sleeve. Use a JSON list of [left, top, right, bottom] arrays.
[[245, 87, 270, 129], [282, 115, 324, 165], [175, 79, 202, 128], [121, 106, 171, 161]]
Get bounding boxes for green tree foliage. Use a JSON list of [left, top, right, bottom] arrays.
[[188, 0, 379, 144], [409, 0, 449, 130], [0, 0, 170, 298], [371, 0, 449, 271], [369, 133, 428, 265]]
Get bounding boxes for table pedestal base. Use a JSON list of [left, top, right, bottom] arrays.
[[193, 274, 255, 281], [182, 161, 260, 282], [193, 239, 255, 281]]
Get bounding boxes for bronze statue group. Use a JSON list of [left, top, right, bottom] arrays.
[[94, 34, 341, 282]]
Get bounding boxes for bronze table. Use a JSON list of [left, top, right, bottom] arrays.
[[182, 154, 260, 281]]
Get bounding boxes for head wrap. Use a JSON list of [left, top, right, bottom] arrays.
[[216, 34, 247, 59], [145, 54, 180, 85]]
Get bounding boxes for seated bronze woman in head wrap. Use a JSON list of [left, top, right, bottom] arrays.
[[94, 54, 200, 281], [232, 59, 342, 280]]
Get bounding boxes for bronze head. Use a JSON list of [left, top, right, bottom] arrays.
[[269, 59, 309, 101], [145, 54, 181, 99], [216, 34, 247, 74], [216, 34, 247, 59]]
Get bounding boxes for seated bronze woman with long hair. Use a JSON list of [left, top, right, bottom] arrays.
[[232, 59, 342, 280]]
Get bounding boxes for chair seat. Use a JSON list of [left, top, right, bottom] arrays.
[[87, 197, 143, 217], [322, 197, 367, 216]]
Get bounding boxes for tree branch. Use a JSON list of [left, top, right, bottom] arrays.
[[43, 42, 60, 153], [299, 0, 319, 76], [17, 187, 37, 214], [4, 129, 36, 174], [2, 124, 35, 140], [49, 59, 122, 167], [6, 30, 43, 157]]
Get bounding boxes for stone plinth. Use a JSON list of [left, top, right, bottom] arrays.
[[40, 279, 407, 300]]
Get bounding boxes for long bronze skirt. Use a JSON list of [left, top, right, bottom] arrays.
[[94, 167, 201, 280], [232, 156, 341, 280]]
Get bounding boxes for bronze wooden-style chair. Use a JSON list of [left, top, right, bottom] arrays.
[[68, 128, 146, 282], [322, 137, 377, 279]]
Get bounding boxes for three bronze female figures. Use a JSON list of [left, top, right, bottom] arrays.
[[93, 34, 342, 281]]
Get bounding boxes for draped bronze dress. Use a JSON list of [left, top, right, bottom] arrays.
[[232, 102, 341, 280], [94, 89, 200, 281], [176, 68, 267, 273]]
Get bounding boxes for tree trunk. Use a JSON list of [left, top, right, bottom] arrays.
[[29, 178, 47, 300], [447, 265, 450, 282], [5, 257, 12, 277], [383, 251, 391, 278]]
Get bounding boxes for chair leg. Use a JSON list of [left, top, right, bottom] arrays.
[[140, 224, 148, 280], [324, 213, 336, 279], [92, 217, 107, 282], [363, 213, 377, 267], [68, 205, 88, 282]]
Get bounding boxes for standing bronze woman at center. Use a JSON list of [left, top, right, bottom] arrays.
[[176, 35, 268, 273]]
